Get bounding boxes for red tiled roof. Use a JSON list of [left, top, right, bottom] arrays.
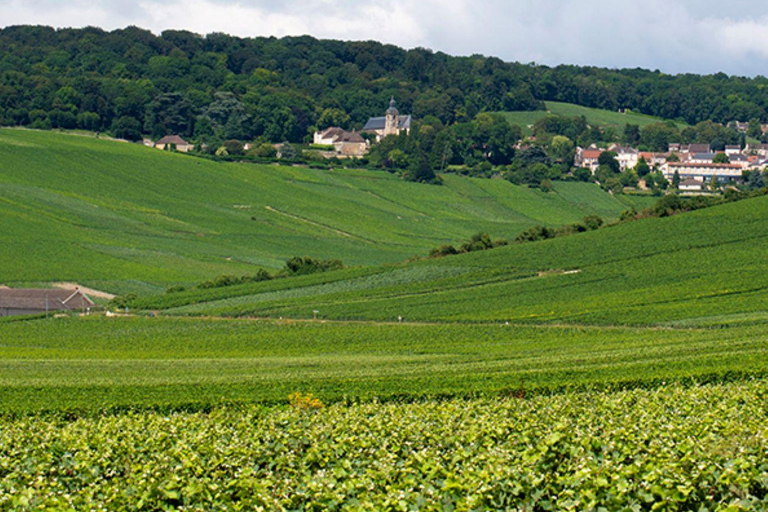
[[582, 149, 602, 158]]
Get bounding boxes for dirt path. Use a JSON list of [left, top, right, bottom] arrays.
[[264, 205, 374, 243], [53, 283, 116, 300]]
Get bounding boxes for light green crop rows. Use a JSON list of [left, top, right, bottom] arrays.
[[0, 316, 765, 412], [154, 195, 768, 328], [1, 381, 765, 510], [0, 129, 637, 294]]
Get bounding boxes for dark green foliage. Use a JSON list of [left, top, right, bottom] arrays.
[[279, 141, 297, 160], [404, 153, 440, 184], [108, 293, 138, 310], [515, 225, 556, 243], [635, 157, 651, 177], [623, 123, 640, 145], [196, 270, 273, 289], [620, 207, 638, 221], [747, 169, 765, 190], [284, 256, 344, 275], [4, 25, 768, 148], [572, 166, 592, 182], [581, 214, 604, 230], [428, 244, 459, 258], [249, 142, 277, 158], [144, 92, 195, 138], [110, 116, 142, 141], [222, 139, 244, 156], [597, 151, 620, 173], [460, 232, 508, 252]]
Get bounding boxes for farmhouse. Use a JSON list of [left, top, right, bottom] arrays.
[[0, 288, 95, 317], [154, 135, 194, 153], [312, 127, 369, 157], [638, 152, 667, 167], [575, 147, 605, 172], [363, 98, 412, 142], [678, 178, 705, 191]]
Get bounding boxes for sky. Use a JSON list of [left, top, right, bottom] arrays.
[[3, 0, 768, 76]]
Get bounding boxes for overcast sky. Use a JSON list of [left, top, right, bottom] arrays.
[[3, 0, 768, 76]]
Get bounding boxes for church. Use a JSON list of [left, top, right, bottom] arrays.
[[362, 98, 412, 142]]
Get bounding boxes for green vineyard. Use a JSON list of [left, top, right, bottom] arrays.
[[2, 382, 765, 510]]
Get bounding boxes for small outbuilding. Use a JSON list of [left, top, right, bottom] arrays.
[[0, 288, 95, 317], [154, 135, 194, 153]]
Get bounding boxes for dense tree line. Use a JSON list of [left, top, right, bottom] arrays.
[[3, 26, 768, 146]]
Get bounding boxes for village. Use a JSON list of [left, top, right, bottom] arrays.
[[137, 96, 768, 194], [576, 141, 768, 192]]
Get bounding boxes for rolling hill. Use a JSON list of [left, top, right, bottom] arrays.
[[1, 194, 767, 411], [0, 128, 652, 294], [136, 193, 768, 328]]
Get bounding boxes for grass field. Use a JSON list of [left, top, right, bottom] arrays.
[[0, 129, 649, 295], [500, 101, 688, 135]]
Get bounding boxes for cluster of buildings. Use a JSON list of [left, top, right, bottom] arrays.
[[576, 142, 768, 188], [312, 98, 412, 158], [143, 99, 412, 160]]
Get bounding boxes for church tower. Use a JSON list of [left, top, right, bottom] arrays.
[[384, 97, 399, 137]]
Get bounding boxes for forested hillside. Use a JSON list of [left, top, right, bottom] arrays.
[[2, 25, 768, 145]]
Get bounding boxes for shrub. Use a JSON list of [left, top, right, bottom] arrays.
[[283, 257, 344, 276], [196, 269, 273, 289], [515, 225, 555, 243], [428, 244, 459, 258]]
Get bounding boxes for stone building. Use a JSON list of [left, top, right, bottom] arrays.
[[363, 98, 412, 142]]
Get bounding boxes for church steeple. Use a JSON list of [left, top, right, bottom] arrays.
[[384, 97, 399, 136]]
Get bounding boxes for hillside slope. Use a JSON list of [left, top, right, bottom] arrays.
[[143, 194, 768, 327], [0, 129, 648, 294], [500, 101, 689, 135]]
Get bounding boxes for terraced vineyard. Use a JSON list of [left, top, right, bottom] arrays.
[[0, 129, 650, 295]]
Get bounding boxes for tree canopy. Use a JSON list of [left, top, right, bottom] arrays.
[[3, 25, 768, 146]]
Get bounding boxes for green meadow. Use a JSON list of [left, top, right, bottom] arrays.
[[0, 129, 649, 295], [501, 101, 688, 135]]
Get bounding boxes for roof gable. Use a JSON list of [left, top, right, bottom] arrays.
[[363, 115, 412, 132], [0, 289, 94, 310], [156, 135, 190, 146]]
